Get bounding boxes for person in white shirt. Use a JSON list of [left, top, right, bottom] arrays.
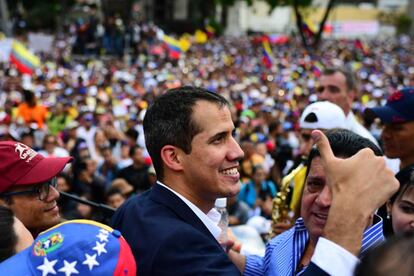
[[317, 67, 400, 173], [317, 67, 378, 146], [38, 134, 69, 158], [76, 113, 97, 159]]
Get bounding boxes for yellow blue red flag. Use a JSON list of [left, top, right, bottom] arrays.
[[9, 40, 40, 75], [262, 38, 273, 69], [163, 35, 183, 59]]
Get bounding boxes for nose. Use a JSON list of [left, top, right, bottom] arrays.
[[299, 140, 312, 156], [315, 186, 332, 207], [228, 137, 245, 162], [381, 125, 392, 140], [46, 185, 60, 202]]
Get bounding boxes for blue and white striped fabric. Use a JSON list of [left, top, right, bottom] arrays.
[[244, 216, 384, 276]]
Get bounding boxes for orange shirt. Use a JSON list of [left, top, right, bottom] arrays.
[[17, 103, 48, 129]]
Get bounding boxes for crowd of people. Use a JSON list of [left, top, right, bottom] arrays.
[[0, 24, 413, 275]]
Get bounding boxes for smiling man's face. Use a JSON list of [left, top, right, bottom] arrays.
[[179, 101, 244, 204], [3, 182, 61, 234], [301, 157, 331, 241]]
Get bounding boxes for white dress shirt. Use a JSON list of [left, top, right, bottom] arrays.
[[312, 237, 359, 276], [156, 181, 221, 240], [346, 112, 379, 147], [158, 182, 358, 276]]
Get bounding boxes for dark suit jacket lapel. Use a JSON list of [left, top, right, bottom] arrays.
[[150, 184, 219, 243]]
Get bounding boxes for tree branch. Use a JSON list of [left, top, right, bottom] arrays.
[[293, 0, 309, 49], [313, 0, 336, 49]]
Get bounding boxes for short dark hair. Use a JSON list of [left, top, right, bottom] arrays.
[[322, 67, 357, 92], [129, 145, 142, 158], [355, 231, 414, 276], [143, 86, 229, 180], [43, 134, 57, 146], [0, 206, 17, 262], [306, 129, 383, 177], [105, 188, 124, 200], [390, 168, 414, 204], [125, 128, 139, 142], [268, 121, 281, 133]]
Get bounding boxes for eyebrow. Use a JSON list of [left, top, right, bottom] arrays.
[[399, 200, 414, 206], [330, 85, 340, 90], [207, 131, 227, 144]]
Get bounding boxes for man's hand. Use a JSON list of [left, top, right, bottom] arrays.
[[312, 130, 399, 255], [226, 228, 242, 253], [226, 228, 245, 273]]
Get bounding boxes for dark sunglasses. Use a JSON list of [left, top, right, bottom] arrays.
[[301, 133, 312, 141], [0, 177, 58, 201]]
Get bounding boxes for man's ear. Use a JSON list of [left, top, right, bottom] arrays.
[[160, 145, 184, 172], [348, 89, 356, 102]]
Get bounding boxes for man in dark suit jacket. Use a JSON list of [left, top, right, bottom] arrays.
[[112, 87, 244, 275], [112, 87, 398, 276], [112, 184, 240, 275]]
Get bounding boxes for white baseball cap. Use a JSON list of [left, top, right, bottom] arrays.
[[300, 101, 347, 130]]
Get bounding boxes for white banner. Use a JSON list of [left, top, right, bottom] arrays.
[[0, 39, 12, 62], [331, 21, 380, 37], [28, 33, 54, 53]]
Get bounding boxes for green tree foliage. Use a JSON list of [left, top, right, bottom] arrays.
[[395, 14, 412, 34], [8, 0, 76, 31], [378, 11, 412, 35]]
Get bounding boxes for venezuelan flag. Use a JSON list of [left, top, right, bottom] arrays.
[[354, 39, 369, 55], [312, 61, 324, 77], [302, 19, 317, 38], [9, 40, 40, 75], [262, 38, 273, 69], [163, 35, 182, 59]]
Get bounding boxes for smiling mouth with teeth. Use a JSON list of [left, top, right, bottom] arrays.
[[220, 167, 239, 175], [314, 213, 328, 219]]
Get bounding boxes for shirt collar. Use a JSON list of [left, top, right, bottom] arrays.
[[295, 214, 385, 256], [156, 181, 221, 239], [294, 217, 307, 231], [293, 214, 384, 275], [360, 214, 384, 256]]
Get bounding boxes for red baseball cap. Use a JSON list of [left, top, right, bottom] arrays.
[[0, 141, 73, 193]]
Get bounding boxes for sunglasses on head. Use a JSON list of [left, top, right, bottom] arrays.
[[0, 177, 58, 201]]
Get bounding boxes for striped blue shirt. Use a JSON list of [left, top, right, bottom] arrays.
[[244, 216, 384, 276]]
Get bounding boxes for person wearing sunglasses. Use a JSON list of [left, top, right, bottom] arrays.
[[0, 141, 72, 237]]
